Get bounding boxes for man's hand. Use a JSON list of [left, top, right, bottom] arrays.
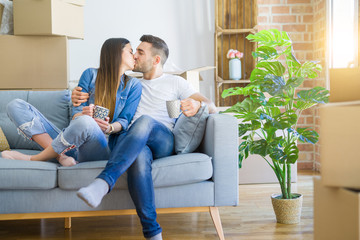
[[180, 98, 201, 117], [94, 117, 110, 133], [72, 86, 89, 107], [82, 104, 95, 117]]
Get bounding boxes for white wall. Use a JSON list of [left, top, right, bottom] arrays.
[[69, 0, 215, 101]]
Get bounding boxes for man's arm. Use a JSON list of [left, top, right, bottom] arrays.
[[181, 93, 217, 117]]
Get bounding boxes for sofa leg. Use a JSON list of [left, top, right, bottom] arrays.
[[209, 207, 225, 240], [65, 217, 71, 229]]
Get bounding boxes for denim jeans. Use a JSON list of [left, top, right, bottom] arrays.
[[98, 115, 174, 238], [6, 99, 110, 162]]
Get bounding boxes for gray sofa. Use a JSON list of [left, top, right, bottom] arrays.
[[0, 90, 238, 239]]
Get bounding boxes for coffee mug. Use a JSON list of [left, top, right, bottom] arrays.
[[93, 105, 109, 120], [166, 100, 181, 118]]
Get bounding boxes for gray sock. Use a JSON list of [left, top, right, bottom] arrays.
[[146, 232, 162, 240], [76, 178, 109, 208]]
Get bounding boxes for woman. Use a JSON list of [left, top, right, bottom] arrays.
[[1, 38, 142, 166]]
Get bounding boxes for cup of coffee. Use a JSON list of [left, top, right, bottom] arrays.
[[93, 105, 109, 120], [166, 100, 181, 118]]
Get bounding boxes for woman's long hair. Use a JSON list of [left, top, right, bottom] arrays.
[[95, 38, 130, 122]]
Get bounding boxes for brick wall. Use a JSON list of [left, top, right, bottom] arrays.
[[257, 0, 327, 171]]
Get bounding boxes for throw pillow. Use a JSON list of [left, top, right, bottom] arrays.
[[0, 127, 10, 151], [173, 104, 209, 154]]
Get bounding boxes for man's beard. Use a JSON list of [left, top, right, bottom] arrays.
[[133, 60, 152, 73]]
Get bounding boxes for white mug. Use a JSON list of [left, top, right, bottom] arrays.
[[166, 100, 181, 118]]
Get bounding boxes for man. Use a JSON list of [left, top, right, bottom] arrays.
[[73, 35, 217, 240]]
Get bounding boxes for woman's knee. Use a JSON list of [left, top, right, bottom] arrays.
[[6, 99, 29, 118], [69, 115, 98, 133]]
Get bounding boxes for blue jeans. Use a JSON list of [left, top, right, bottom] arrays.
[[6, 99, 110, 162], [98, 115, 174, 238]]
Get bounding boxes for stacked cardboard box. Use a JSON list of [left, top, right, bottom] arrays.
[[0, 0, 85, 90], [314, 68, 360, 240]]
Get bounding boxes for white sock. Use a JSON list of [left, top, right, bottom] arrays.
[[146, 233, 162, 240], [1, 150, 31, 161], [77, 178, 109, 208]]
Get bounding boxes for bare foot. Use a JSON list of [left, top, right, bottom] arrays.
[[1, 150, 31, 161], [57, 154, 77, 167]]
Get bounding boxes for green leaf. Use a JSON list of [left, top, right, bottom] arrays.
[[247, 29, 292, 48], [297, 61, 322, 79], [263, 123, 277, 142], [252, 46, 278, 60], [261, 74, 286, 96], [249, 139, 269, 157], [283, 141, 299, 164], [222, 98, 262, 122], [267, 96, 291, 107], [250, 68, 268, 83], [295, 86, 329, 110], [296, 127, 319, 144], [269, 147, 286, 163], [238, 124, 251, 137], [286, 77, 304, 89], [238, 141, 249, 168], [264, 112, 297, 130], [221, 85, 258, 98], [285, 48, 301, 77], [256, 61, 286, 77]]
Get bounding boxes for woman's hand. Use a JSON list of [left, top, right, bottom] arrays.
[[94, 117, 110, 133], [82, 104, 95, 117]]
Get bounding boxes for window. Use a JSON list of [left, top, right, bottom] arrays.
[[329, 0, 358, 68]]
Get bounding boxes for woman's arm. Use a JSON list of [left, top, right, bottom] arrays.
[[111, 78, 142, 133]]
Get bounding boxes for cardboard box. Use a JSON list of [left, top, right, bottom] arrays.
[[13, 0, 85, 39], [0, 35, 68, 89], [174, 66, 215, 92], [314, 177, 360, 240], [238, 153, 297, 184], [128, 66, 215, 92], [320, 101, 360, 189], [329, 68, 360, 102]]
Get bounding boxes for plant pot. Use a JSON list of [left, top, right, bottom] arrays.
[[271, 193, 303, 224], [229, 58, 241, 80]]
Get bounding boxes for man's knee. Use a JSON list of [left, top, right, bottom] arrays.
[[131, 115, 156, 133]]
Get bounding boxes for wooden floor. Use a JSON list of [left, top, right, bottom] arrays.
[[0, 171, 318, 240]]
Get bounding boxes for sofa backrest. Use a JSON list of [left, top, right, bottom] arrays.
[[0, 90, 71, 150]]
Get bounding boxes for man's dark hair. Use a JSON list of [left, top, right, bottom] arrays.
[[140, 35, 169, 65]]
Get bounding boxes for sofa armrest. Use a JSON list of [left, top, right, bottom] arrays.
[[200, 114, 238, 206]]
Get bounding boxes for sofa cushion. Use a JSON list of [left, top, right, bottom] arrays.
[[0, 90, 71, 150], [0, 149, 58, 189], [58, 153, 213, 190], [173, 105, 209, 154]]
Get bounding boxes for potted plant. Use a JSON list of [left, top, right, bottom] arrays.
[[222, 29, 329, 224]]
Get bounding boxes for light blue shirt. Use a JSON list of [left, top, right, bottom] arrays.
[[72, 68, 142, 132]]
